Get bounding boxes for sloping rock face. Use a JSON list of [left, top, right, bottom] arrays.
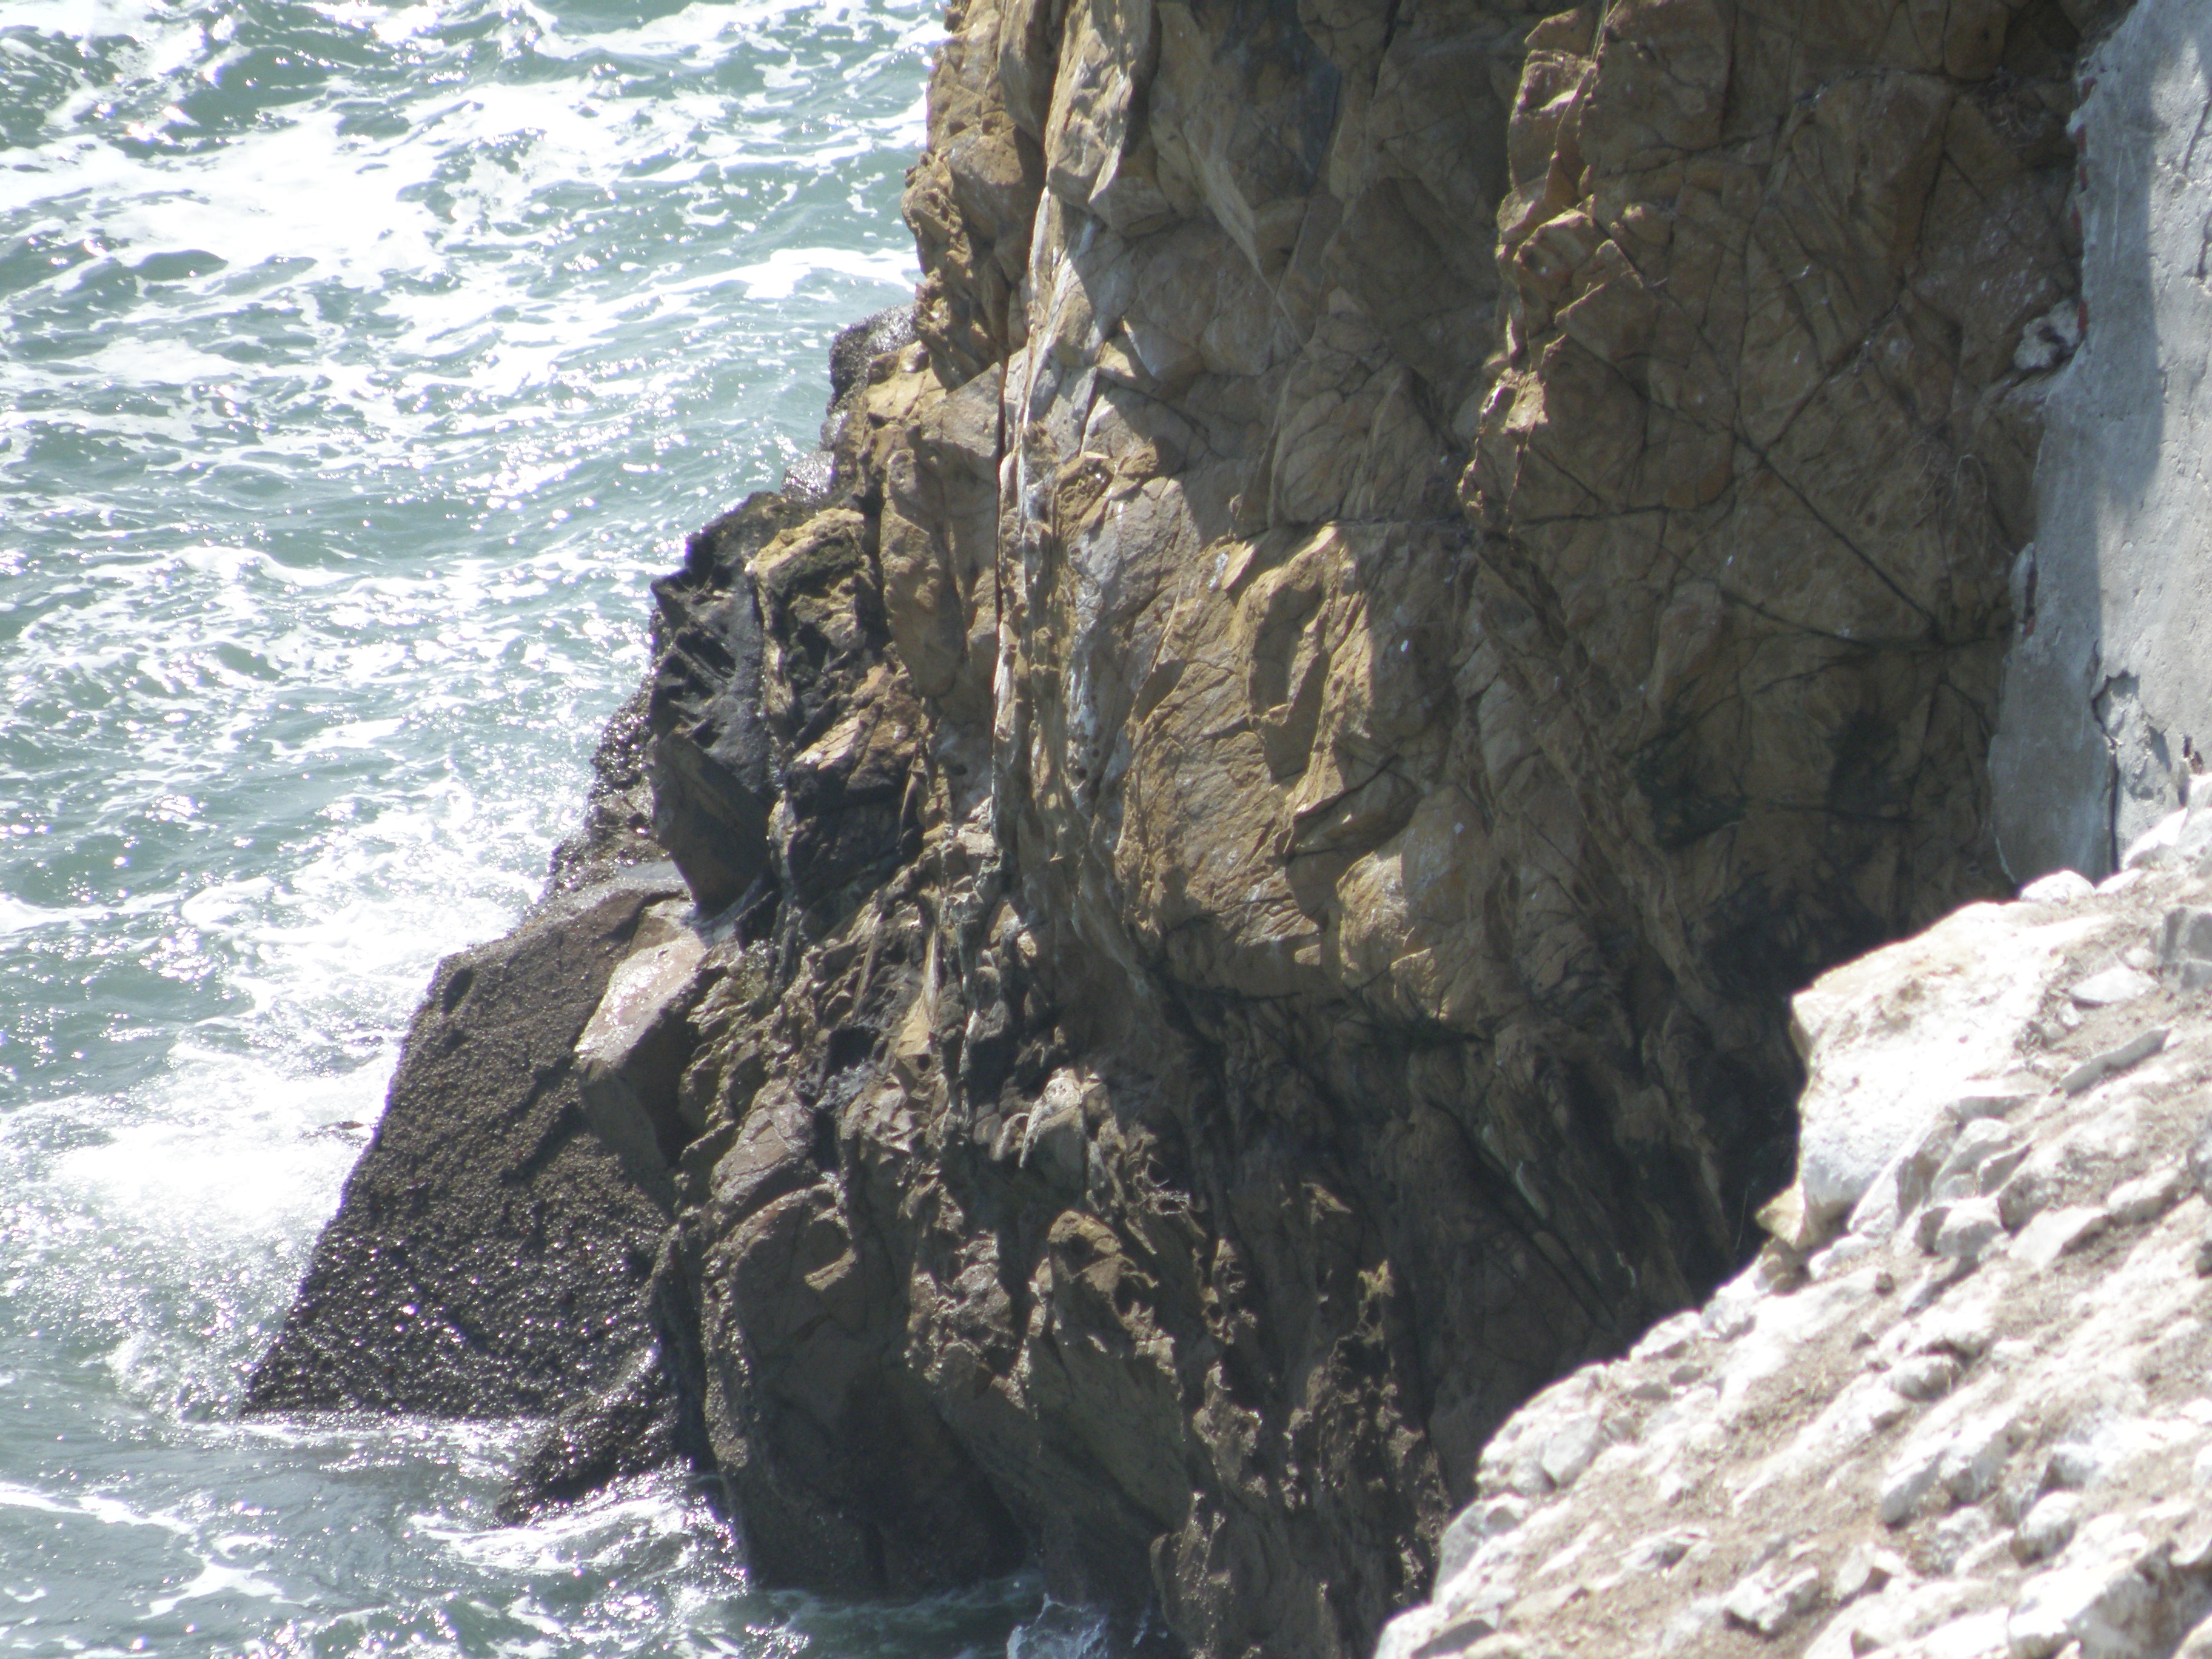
[[252, 0, 2107, 1645], [246, 868, 688, 1417], [1376, 856, 2212, 1659]]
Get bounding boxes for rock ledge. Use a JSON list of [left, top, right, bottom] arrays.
[[1382, 859, 2212, 1659]]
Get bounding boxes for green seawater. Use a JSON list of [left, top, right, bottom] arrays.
[[0, 3, 1082, 1653]]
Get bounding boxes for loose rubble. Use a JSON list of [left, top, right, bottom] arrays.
[[1378, 860, 2212, 1659]]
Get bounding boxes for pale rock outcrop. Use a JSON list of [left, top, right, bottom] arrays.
[[574, 918, 710, 1211], [1379, 858, 2212, 1659], [1767, 902, 2096, 1243]]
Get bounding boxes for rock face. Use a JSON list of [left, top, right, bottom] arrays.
[[1991, 0, 2212, 885], [250, 0, 2122, 1644], [1377, 856, 2212, 1659], [645, 0, 2080, 1640], [246, 868, 689, 1418]]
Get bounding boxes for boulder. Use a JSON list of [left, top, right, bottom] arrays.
[[244, 867, 688, 1418]]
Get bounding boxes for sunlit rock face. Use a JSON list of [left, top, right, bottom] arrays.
[[637, 0, 2086, 1640], [258, 0, 2113, 1644]]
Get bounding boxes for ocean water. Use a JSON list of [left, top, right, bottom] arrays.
[[0, 2, 1078, 1654]]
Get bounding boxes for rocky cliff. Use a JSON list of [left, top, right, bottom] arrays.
[[1376, 846, 2212, 1659], [247, 0, 2120, 1647]]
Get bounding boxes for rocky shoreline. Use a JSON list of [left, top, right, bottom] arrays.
[[245, 0, 2140, 1646]]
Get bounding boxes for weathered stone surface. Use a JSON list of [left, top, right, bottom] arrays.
[[1774, 900, 2099, 1241], [583, 0, 2090, 1634], [245, 868, 687, 1418], [498, 1235, 717, 1521], [256, 0, 2123, 1640], [545, 685, 661, 893], [574, 906, 711, 1211], [1381, 862, 2212, 1659], [647, 495, 805, 916]]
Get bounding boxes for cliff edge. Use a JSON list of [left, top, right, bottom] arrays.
[[247, 0, 2123, 1646]]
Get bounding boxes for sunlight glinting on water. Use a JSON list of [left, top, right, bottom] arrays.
[[0, 1, 1096, 1653]]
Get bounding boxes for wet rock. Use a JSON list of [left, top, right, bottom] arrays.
[[245, 867, 687, 1417], [694, 1175, 1029, 1599], [545, 685, 665, 892], [498, 1238, 716, 1521]]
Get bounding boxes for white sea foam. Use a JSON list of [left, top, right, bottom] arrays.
[[415, 1480, 709, 1575], [47, 1070, 366, 1237], [148, 1560, 293, 1617], [0, 895, 102, 934], [0, 1482, 79, 1518], [0, 0, 968, 1649], [711, 243, 922, 301]]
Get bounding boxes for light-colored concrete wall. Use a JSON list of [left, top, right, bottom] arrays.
[[1992, 0, 2212, 881]]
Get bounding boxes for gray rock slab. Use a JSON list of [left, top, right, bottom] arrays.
[[1992, 0, 2212, 882], [2070, 965, 2157, 1007], [2058, 1025, 2170, 1094]]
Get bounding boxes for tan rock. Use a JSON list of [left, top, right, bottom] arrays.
[[515, 0, 2102, 1641]]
